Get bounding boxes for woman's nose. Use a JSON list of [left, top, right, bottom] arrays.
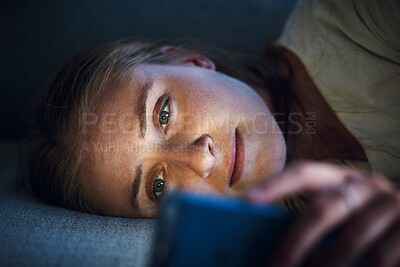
[[167, 134, 216, 178]]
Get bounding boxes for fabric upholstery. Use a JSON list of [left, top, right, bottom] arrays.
[[0, 142, 156, 267]]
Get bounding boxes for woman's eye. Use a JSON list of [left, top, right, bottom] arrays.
[[159, 99, 169, 130], [153, 171, 165, 201]]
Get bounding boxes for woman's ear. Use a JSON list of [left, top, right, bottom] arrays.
[[160, 45, 216, 71]]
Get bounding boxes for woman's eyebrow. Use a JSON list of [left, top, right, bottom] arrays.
[[130, 163, 143, 211], [136, 75, 154, 140]]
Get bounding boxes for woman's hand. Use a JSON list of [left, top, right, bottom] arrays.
[[247, 162, 400, 267]]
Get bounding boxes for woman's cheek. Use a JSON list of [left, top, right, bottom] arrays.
[[177, 109, 203, 136]]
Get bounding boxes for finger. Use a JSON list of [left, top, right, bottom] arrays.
[[323, 193, 400, 267], [249, 162, 366, 203], [364, 219, 400, 267], [268, 180, 379, 267]]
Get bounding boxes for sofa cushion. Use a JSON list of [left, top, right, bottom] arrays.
[[0, 142, 156, 267]]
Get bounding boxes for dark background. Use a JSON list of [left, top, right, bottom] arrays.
[[0, 0, 297, 140]]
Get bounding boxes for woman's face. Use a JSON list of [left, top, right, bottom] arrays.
[[80, 62, 286, 217]]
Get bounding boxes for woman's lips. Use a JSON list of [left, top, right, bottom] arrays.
[[229, 129, 244, 187]]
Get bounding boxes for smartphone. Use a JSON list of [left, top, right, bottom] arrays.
[[150, 192, 293, 267], [150, 192, 365, 267]]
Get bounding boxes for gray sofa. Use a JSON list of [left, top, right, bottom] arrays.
[[1, 142, 156, 267], [0, 1, 297, 266]]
